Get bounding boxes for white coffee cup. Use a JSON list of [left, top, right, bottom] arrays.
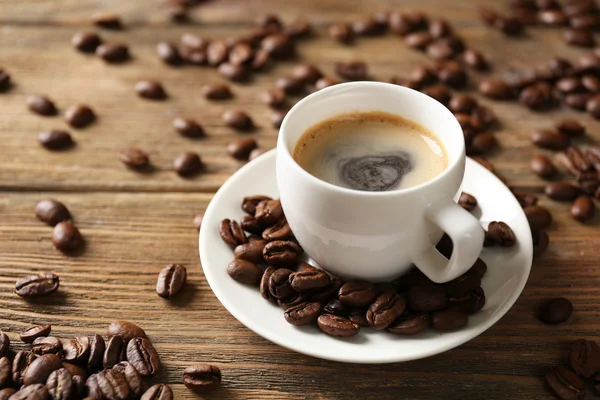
[[276, 81, 484, 283]]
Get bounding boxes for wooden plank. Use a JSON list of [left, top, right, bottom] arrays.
[[0, 192, 598, 399]]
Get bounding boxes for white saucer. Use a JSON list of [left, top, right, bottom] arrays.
[[199, 150, 533, 364]]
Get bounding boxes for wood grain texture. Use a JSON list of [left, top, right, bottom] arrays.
[[0, 0, 599, 398]]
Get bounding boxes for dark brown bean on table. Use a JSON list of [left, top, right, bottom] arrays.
[[119, 147, 150, 169], [404, 32, 433, 49], [219, 219, 247, 247], [338, 281, 378, 308], [262, 218, 292, 241], [0, 388, 15, 400], [292, 64, 323, 85], [329, 23, 354, 43], [436, 60, 467, 88], [284, 302, 323, 326], [0, 357, 9, 388], [0, 334, 8, 358], [566, 147, 593, 173], [88, 334, 105, 372], [289, 268, 330, 292], [310, 278, 344, 304], [569, 339, 600, 378], [317, 314, 360, 337], [268, 268, 295, 299], [15, 273, 60, 300], [183, 364, 221, 393], [202, 83, 232, 100], [335, 61, 368, 81], [227, 259, 263, 285], [388, 314, 430, 335], [223, 110, 254, 130], [64, 104, 95, 128], [135, 80, 167, 100], [263, 240, 302, 266], [533, 230, 550, 257], [228, 138, 258, 161], [0, 69, 10, 92], [173, 117, 204, 138], [218, 62, 249, 82], [32, 336, 62, 357], [157, 41, 182, 65], [539, 297, 573, 324], [234, 240, 266, 263], [571, 195, 596, 222], [126, 337, 160, 377], [545, 182, 580, 201], [431, 309, 468, 331], [51, 221, 82, 252], [9, 384, 47, 400], [408, 284, 448, 312], [261, 34, 295, 59], [324, 298, 348, 316], [173, 152, 202, 177], [545, 366, 585, 400], [107, 320, 146, 342], [96, 43, 129, 63], [141, 384, 173, 400], [92, 12, 122, 29], [564, 28, 595, 47], [156, 264, 187, 298], [241, 195, 271, 215], [112, 361, 143, 398], [272, 109, 288, 128], [261, 87, 286, 108], [449, 95, 477, 114], [275, 76, 304, 95], [27, 95, 57, 116], [12, 350, 37, 387], [72, 32, 102, 53], [478, 79, 513, 100], [38, 130, 73, 150], [366, 291, 406, 330], [458, 192, 478, 211], [46, 367, 74, 400], [531, 130, 570, 150], [530, 155, 557, 179], [260, 267, 277, 303], [103, 335, 126, 368], [22, 353, 62, 385], [519, 82, 553, 109]]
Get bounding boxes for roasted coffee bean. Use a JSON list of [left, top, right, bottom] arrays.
[[10, 384, 48, 400], [284, 302, 323, 326], [13, 351, 37, 387], [524, 205, 553, 231], [366, 291, 406, 330], [72, 32, 102, 53], [548, 57, 574, 76], [468, 132, 497, 155], [458, 192, 478, 211], [323, 298, 349, 316], [63, 336, 90, 364], [335, 61, 368, 81], [531, 155, 557, 178], [531, 130, 570, 150], [347, 309, 369, 327], [556, 77, 583, 94], [431, 309, 468, 331], [445, 271, 482, 297], [271, 109, 288, 128], [103, 336, 125, 369], [487, 221, 517, 247], [539, 297, 573, 324], [65, 105, 95, 129], [285, 18, 311, 38], [449, 95, 477, 114], [422, 83, 451, 105], [87, 334, 105, 372], [263, 240, 302, 266], [329, 23, 354, 43], [409, 66, 437, 88], [227, 259, 263, 286], [202, 83, 232, 100], [62, 362, 87, 380], [46, 368, 74, 400], [478, 79, 513, 100], [27, 95, 57, 116], [261, 34, 295, 59], [260, 267, 277, 303], [92, 12, 122, 29], [156, 41, 182, 65], [569, 339, 600, 378], [426, 41, 454, 60], [262, 219, 293, 241], [449, 287, 486, 314], [289, 268, 330, 292], [275, 76, 304, 95], [251, 49, 270, 71], [388, 313, 430, 335], [218, 62, 249, 82], [268, 268, 295, 299], [571, 195, 596, 222], [317, 314, 360, 337], [338, 281, 378, 308], [388, 12, 415, 35], [223, 110, 253, 131], [520, 82, 554, 109], [292, 64, 323, 85], [141, 384, 173, 400], [240, 215, 263, 235], [533, 230, 550, 256], [310, 278, 343, 303], [16, 273, 59, 298], [588, 94, 600, 119], [567, 147, 593, 173], [173, 117, 204, 138], [119, 147, 149, 169], [21, 325, 51, 344], [228, 43, 254, 66], [38, 130, 73, 151], [241, 195, 272, 215], [183, 364, 221, 393], [96, 43, 129, 63], [278, 292, 308, 310], [513, 191, 539, 207], [404, 32, 433, 49], [112, 361, 142, 398], [206, 41, 228, 66], [0, 69, 10, 92], [564, 28, 595, 47], [408, 285, 448, 313], [546, 366, 585, 400], [32, 337, 62, 356], [352, 17, 385, 36], [462, 49, 488, 70], [227, 138, 257, 161], [0, 334, 8, 358], [261, 87, 286, 108], [436, 61, 467, 88], [471, 106, 497, 131], [545, 182, 580, 201], [538, 9, 568, 25], [51, 221, 82, 252], [126, 337, 160, 377], [495, 16, 524, 35], [156, 264, 187, 299], [219, 219, 247, 247], [23, 354, 62, 386], [96, 368, 130, 400], [0, 388, 15, 400], [174, 152, 203, 176], [0, 357, 9, 388], [135, 80, 167, 100]]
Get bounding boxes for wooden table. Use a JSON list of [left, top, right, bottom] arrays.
[[1, 0, 599, 398]]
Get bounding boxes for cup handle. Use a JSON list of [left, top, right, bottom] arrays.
[[414, 200, 485, 283]]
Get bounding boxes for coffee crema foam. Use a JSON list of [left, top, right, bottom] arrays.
[[293, 111, 448, 192]]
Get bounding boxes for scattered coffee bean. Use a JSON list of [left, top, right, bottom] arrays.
[[51, 221, 82, 252], [107, 320, 147, 342], [317, 314, 360, 337], [556, 77, 583, 94], [520, 82, 554, 109], [422, 83, 451, 105], [15, 273, 59, 298], [30, 336, 60, 356], [12, 350, 37, 386], [436, 60, 467, 88], [0, 388, 15, 399], [260, 267, 277, 303], [35, 200, 70, 226], [65, 104, 95, 128], [157, 41, 182, 65], [569, 339, 600, 378], [10, 384, 48, 400], [329, 23, 354, 44], [533, 230, 550, 256], [275, 76, 304, 94], [366, 291, 406, 330], [539, 297, 573, 324], [546, 366, 585, 400], [261, 34, 295, 59], [234, 240, 266, 263], [72, 32, 102, 53], [262, 218, 292, 241], [564, 28, 595, 47], [227, 138, 258, 161], [38, 130, 73, 151], [103, 335, 126, 369], [524, 205, 553, 231], [478, 79, 513, 100], [348, 309, 369, 327], [271, 109, 288, 128], [96, 43, 130, 63], [173, 117, 204, 138], [335, 60, 368, 81], [174, 152, 202, 176], [141, 384, 173, 400], [219, 219, 247, 247], [462, 49, 488, 70], [95, 368, 131, 399], [468, 132, 497, 154], [0, 334, 8, 358], [292, 64, 323, 85], [218, 62, 249, 81], [88, 334, 105, 372], [126, 337, 160, 377], [27, 95, 57, 116], [531, 129, 570, 150], [261, 87, 286, 108], [156, 264, 187, 299], [135, 80, 167, 100], [531, 155, 557, 178], [92, 12, 122, 29], [458, 192, 478, 211], [112, 361, 143, 398], [202, 83, 233, 100], [284, 302, 323, 326], [22, 353, 62, 385], [338, 281, 378, 308], [487, 221, 517, 247], [223, 110, 253, 131], [315, 77, 339, 91], [310, 278, 343, 304], [268, 268, 295, 299], [449, 95, 477, 114], [323, 298, 349, 316], [431, 309, 468, 331], [408, 284, 448, 312], [241, 195, 271, 215], [183, 364, 221, 393], [571, 195, 596, 222], [63, 336, 90, 364], [263, 240, 302, 266], [119, 147, 150, 169], [0, 69, 10, 92], [289, 268, 330, 292], [227, 259, 263, 285], [405, 32, 433, 49]]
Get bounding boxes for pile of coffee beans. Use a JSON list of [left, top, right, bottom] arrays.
[[546, 338, 600, 399], [220, 194, 517, 338], [35, 200, 83, 253]]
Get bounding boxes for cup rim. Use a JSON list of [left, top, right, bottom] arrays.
[[278, 81, 465, 197]]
